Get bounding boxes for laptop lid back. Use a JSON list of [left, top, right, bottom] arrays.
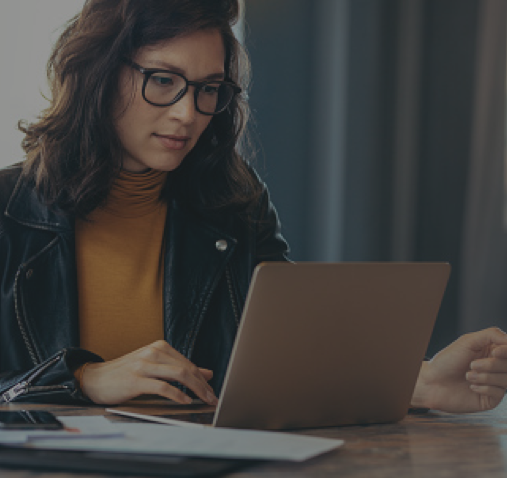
[[213, 262, 450, 430]]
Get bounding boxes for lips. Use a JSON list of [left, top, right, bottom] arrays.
[[154, 134, 190, 151]]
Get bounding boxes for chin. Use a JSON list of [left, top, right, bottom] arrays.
[[147, 154, 187, 172]]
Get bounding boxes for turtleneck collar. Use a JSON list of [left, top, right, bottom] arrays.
[[103, 169, 168, 218]]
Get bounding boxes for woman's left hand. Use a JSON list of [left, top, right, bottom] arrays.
[[411, 327, 507, 413]]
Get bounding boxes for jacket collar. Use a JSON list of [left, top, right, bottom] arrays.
[[5, 173, 73, 233]]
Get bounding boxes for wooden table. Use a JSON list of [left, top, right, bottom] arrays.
[[2, 398, 507, 477]]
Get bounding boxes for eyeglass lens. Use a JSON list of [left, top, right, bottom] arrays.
[[145, 71, 235, 114]]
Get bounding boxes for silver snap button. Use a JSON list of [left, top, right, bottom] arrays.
[[216, 239, 228, 252], [26, 269, 33, 279]]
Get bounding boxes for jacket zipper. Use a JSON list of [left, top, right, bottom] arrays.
[[0, 353, 65, 403], [13, 236, 60, 366], [225, 265, 240, 326], [13, 268, 39, 365], [186, 279, 218, 360], [186, 264, 239, 360]]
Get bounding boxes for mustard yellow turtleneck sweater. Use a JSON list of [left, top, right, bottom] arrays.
[[75, 169, 168, 361]]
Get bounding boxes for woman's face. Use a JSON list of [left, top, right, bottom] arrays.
[[113, 29, 225, 172]]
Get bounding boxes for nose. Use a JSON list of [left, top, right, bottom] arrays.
[[166, 87, 197, 124]]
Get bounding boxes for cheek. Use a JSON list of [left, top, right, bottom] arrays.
[[115, 97, 155, 139], [113, 75, 153, 136]]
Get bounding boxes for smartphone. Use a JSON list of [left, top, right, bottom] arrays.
[[0, 410, 64, 430]]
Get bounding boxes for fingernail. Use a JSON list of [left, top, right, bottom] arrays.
[[207, 391, 218, 405], [466, 371, 478, 381], [184, 396, 192, 404]]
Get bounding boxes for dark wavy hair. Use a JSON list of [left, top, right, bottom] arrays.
[[20, 0, 260, 218]]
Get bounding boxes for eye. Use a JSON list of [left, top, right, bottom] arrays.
[[150, 73, 176, 87], [201, 84, 220, 95]]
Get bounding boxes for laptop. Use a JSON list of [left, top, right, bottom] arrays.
[[110, 262, 450, 430]]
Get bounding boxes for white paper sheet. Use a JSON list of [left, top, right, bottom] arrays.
[[106, 408, 209, 428], [26, 421, 344, 462], [0, 416, 124, 444]]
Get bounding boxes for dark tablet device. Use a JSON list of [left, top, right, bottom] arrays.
[[0, 411, 63, 430], [0, 446, 256, 477]]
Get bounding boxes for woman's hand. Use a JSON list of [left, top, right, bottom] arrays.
[[411, 327, 507, 413], [80, 340, 218, 406]]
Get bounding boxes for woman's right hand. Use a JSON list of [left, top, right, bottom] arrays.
[[80, 340, 217, 406]]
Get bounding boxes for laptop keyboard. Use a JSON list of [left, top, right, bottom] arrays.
[[160, 412, 215, 425]]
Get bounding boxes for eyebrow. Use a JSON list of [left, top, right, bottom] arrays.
[[144, 60, 225, 80]]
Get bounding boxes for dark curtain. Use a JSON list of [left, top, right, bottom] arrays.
[[245, 0, 507, 355], [459, 0, 507, 335]]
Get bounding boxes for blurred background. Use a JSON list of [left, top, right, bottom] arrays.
[[1, 0, 506, 354], [245, 0, 507, 355]]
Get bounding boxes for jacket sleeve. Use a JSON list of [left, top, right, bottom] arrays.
[[253, 182, 291, 264], [0, 166, 106, 405], [0, 348, 103, 405]]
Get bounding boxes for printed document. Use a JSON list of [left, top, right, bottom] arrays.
[[23, 420, 344, 461]]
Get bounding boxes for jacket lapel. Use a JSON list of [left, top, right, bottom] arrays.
[[5, 173, 78, 363], [164, 201, 237, 358], [6, 172, 73, 234]]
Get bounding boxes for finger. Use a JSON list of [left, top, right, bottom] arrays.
[[465, 327, 507, 353], [142, 340, 193, 363], [469, 384, 505, 409], [466, 370, 507, 389], [131, 351, 216, 398], [470, 357, 507, 373], [143, 362, 217, 405], [143, 341, 213, 380], [137, 378, 193, 404], [198, 368, 213, 381], [491, 345, 507, 360], [148, 340, 213, 380], [150, 340, 197, 363]]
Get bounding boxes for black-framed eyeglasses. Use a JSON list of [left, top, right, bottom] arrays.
[[124, 59, 242, 116]]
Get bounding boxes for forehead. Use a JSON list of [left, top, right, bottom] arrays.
[[134, 29, 226, 77]]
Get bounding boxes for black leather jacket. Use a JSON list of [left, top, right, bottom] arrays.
[[0, 165, 289, 404]]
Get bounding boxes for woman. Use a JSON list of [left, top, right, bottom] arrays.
[[0, 0, 506, 413]]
